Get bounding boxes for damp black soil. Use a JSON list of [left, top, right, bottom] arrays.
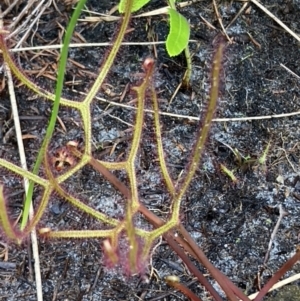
[[0, 1, 300, 300]]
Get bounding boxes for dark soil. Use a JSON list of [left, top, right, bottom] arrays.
[[0, 0, 300, 300]]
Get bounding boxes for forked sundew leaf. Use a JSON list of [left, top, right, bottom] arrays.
[[166, 8, 190, 57], [119, 0, 151, 13]]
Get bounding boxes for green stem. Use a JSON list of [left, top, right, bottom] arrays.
[[182, 46, 192, 87], [167, 0, 192, 87]]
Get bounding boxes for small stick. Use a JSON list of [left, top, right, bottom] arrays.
[[263, 205, 288, 266], [199, 15, 217, 30], [226, 2, 249, 30], [280, 63, 300, 80], [77, 89, 300, 122], [249, 0, 300, 43], [0, 0, 20, 19], [0, 12, 43, 301], [4, 37, 44, 301], [212, 0, 232, 42], [7, 0, 39, 32]]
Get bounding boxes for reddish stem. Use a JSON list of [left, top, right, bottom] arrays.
[[179, 225, 251, 301], [166, 277, 204, 301], [87, 155, 240, 300], [164, 233, 224, 301]]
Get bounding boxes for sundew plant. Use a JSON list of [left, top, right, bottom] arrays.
[[0, 0, 299, 300]]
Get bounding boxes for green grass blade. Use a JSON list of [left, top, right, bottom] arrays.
[[20, 0, 88, 230]]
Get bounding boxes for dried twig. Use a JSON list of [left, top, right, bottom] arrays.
[[81, 0, 202, 20], [280, 63, 300, 80], [14, 0, 52, 48], [98, 93, 300, 122], [0, 0, 21, 18], [7, 0, 38, 32], [263, 205, 288, 266], [4, 56, 44, 301], [0, 13, 43, 301], [212, 0, 231, 42], [249, 0, 300, 43], [226, 2, 249, 29]]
